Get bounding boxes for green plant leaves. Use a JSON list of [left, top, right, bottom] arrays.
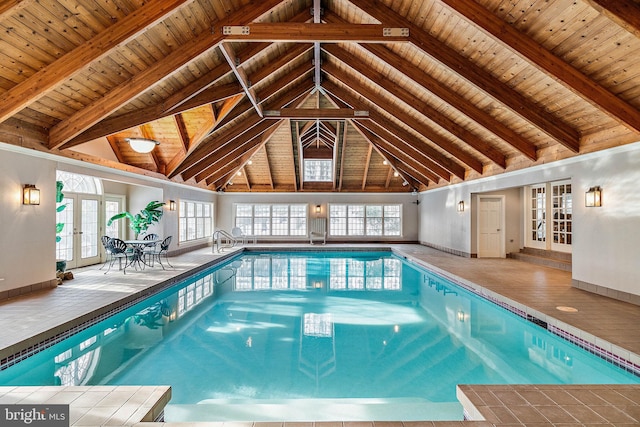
[[107, 201, 165, 237]]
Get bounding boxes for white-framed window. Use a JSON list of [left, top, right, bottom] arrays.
[[304, 159, 332, 182], [329, 204, 402, 236], [179, 200, 213, 243], [234, 204, 308, 237]]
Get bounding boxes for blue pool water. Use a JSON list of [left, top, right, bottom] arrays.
[[1, 251, 638, 421]]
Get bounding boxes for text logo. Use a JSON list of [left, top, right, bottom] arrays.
[[0, 405, 69, 427]]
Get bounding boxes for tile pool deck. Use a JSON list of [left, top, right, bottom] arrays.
[[1, 243, 639, 426]]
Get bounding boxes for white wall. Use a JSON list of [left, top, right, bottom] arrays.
[[0, 142, 218, 295], [419, 141, 640, 297], [0, 149, 57, 293], [216, 192, 420, 242]]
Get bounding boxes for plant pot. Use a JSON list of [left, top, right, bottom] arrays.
[[56, 259, 67, 272]]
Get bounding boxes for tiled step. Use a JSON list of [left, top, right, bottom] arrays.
[[508, 248, 572, 272]]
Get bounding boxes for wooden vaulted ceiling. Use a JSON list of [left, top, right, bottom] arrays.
[[1, 0, 639, 193]]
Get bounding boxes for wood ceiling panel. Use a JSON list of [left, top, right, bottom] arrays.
[[1, 0, 639, 193]]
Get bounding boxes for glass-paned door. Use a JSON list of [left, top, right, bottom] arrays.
[[528, 185, 546, 249], [56, 194, 101, 268], [552, 181, 572, 250]]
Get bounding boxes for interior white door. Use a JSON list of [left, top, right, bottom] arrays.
[[478, 196, 505, 258]]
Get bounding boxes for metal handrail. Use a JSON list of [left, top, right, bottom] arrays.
[[213, 229, 237, 253]]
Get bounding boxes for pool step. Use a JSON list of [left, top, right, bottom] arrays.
[[165, 398, 463, 422], [508, 247, 572, 271]]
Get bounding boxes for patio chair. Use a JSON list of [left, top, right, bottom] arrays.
[[104, 238, 130, 274], [310, 217, 327, 245], [150, 236, 173, 270], [99, 236, 114, 270], [231, 227, 246, 245], [142, 233, 160, 262]]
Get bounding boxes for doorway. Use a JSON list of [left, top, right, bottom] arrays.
[[56, 193, 101, 269], [477, 196, 505, 258]]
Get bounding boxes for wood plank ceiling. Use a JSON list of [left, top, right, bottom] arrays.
[[0, 0, 639, 193]]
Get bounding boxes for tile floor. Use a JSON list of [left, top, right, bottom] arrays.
[[1, 243, 640, 426]]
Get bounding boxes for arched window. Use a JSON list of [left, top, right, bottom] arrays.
[[56, 170, 103, 195]]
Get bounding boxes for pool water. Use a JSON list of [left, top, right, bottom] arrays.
[[1, 251, 638, 421]]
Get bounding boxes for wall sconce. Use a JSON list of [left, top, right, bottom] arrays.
[[315, 204, 321, 214], [457, 310, 465, 323], [457, 201, 465, 212], [585, 186, 602, 207], [125, 137, 159, 153], [23, 184, 40, 205], [169, 200, 176, 211]]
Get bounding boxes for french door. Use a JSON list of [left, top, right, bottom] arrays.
[[56, 194, 101, 269], [526, 181, 572, 252]]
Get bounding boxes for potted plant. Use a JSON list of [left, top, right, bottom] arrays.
[[107, 200, 165, 239], [55, 181, 68, 272]]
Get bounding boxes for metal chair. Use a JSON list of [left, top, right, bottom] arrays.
[[104, 238, 130, 274], [150, 236, 173, 270], [99, 236, 114, 270]]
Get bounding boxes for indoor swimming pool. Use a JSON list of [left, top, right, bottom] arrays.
[[1, 250, 638, 422]]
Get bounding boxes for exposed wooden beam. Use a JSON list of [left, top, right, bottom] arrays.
[[324, 43, 513, 165], [162, 62, 233, 113], [264, 108, 369, 119], [351, 120, 438, 184], [220, 43, 263, 117], [175, 79, 314, 180], [263, 145, 275, 190], [48, 0, 284, 149], [357, 45, 523, 162], [582, 0, 640, 39], [362, 144, 373, 190], [63, 83, 241, 148], [219, 23, 409, 43], [249, 43, 312, 83], [358, 118, 452, 182], [324, 62, 483, 174], [313, 0, 322, 90], [212, 122, 285, 188], [440, 0, 640, 135], [0, 0, 191, 125], [141, 124, 162, 173], [191, 120, 279, 182], [345, 0, 581, 152], [323, 80, 454, 181], [0, 0, 30, 17], [166, 94, 245, 177], [172, 115, 189, 155]]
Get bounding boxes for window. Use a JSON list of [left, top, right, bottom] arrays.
[[329, 204, 402, 236], [304, 159, 332, 182], [179, 200, 213, 243], [235, 204, 308, 237]]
